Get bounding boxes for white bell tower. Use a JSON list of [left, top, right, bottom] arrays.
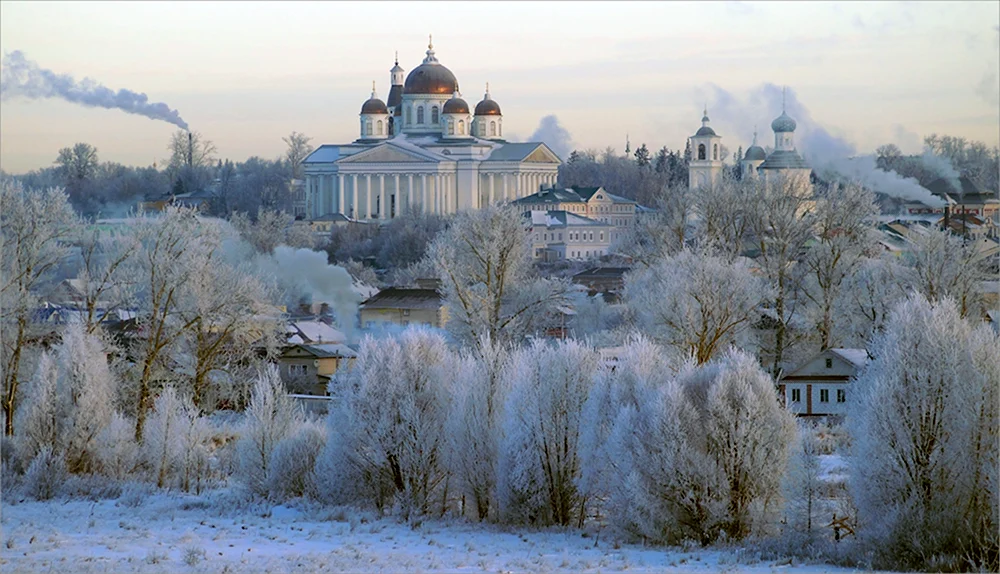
[[688, 107, 723, 190]]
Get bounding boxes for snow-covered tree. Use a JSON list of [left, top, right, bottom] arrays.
[[267, 419, 325, 501], [283, 131, 315, 180], [612, 184, 694, 266], [142, 386, 196, 489], [904, 225, 990, 319], [237, 364, 303, 498], [445, 336, 510, 520], [849, 294, 998, 570], [802, 182, 879, 350], [94, 412, 141, 480], [610, 348, 795, 544], [695, 177, 752, 259], [781, 426, 822, 535], [625, 248, 771, 364], [835, 255, 912, 347], [497, 339, 599, 526], [1, 181, 79, 435], [429, 204, 573, 351], [317, 329, 454, 518], [13, 353, 60, 467]]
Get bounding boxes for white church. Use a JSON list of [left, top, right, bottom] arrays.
[[302, 37, 562, 220], [688, 92, 812, 191]]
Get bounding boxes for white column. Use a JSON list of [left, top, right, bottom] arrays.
[[394, 173, 401, 218], [379, 174, 387, 220], [502, 173, 509, 201], [433, 175, 440, 214], [366, 174, 373, 220], [422, 174, 428, 215], [338, 173, 345, 214], [407, 174, 414, 212], [351, 174, 359, 219], [489, 173, 495, 205]]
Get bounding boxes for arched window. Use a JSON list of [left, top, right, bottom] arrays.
[[698, 144, 706, 160], [431, 106, 439, 124], [406, 107, 412, 125], [448, 120, 455, 135], [713, 144, 718, 160], [458, 120, 465, 135], [376, 120, 383, 135], [478, 122, 485, 137], [490, 121, 496, 136], [417, 106, 424, 124], [366, 121, 373, 136]]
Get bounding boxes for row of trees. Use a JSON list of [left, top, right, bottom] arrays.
[[2, 130, 317, 219]]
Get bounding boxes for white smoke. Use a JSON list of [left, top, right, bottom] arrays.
[[920, 148, 962, 193], [1, 50, 188, 129], [528, 115, 574, 161], [698, 83, 945, 207]]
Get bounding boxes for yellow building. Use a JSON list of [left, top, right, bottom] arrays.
[[278, 343, 357, 396], [359, 288, 447, 329]]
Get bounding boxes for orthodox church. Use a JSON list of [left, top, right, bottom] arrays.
[[302, 37, 562, 220], [688, 91, 812, 191]]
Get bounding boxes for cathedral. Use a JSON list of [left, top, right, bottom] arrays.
[[302, 37, 562, 220], [688, 92, 812, 191]]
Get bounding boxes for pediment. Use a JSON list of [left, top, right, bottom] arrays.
[[524, 145, 561, 164], [338, 144, 434, 164]]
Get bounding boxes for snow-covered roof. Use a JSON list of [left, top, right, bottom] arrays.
[[301, 343, 357, 358], [302, 145, 342, 163], [829, 348, 869, 369], [525, 210, 609, 228], [289, 321, 346, 344]]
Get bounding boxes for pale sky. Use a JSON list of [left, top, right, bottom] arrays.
[[1, 1, 998, 173]]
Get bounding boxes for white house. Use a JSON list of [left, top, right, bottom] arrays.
[[525, 210, 613, 262], [777, 348, 869, 417]]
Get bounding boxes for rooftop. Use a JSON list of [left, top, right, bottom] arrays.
[[361, 288, 443, 310]]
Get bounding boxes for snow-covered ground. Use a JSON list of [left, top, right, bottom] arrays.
[[1, 490, 863, 573]]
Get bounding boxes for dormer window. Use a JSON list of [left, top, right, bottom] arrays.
[[825, 358, 833, 369]]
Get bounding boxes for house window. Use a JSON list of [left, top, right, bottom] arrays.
[[698, 144, 706, 160], [558, 233, 562, 241], [403, 309, 410, 316], [825, 358, 833, 369], [417, 106, 424, 124], [448, 120, 455, 135], [376, 120, 383, 135], [791, 388, 800, 402], [406, 107, 412, 125], [490, 121, 496, 136], [458, 120, 465, 135], [600, 232, 604, 241], [366, 121, 373, 135], [713, 144, 718, 160], [837, 389, 846, 403], [820, 389, 829, 403], [431, 106, 439, 124]]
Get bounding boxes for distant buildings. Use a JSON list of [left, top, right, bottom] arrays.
[[524, 210, 613, 262]]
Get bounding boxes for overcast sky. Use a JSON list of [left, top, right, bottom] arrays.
[[1, 1, 997, 173]]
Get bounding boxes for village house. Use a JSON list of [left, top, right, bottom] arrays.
[[359, 287, 447, 329], [778, 348, 869, 418], [513, 186, 637, 243], [525, 210, 614, 262], [278, 342, 357, 396]]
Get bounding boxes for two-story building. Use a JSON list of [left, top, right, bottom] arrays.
[[778, 348, 869, 418], [278, 343, 357, 396], [513, 186, 637, 244], [359, 287, 448, 329], [525, 210, 614, 262]]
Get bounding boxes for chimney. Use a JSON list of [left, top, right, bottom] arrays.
[[943, 204, 950, 232], [187, 131, 193, 168]]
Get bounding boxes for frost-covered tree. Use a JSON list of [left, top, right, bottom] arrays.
[[802, 182, 878, 350], [230, 208, 315, 254], [267, 419, 325, 501], [94, 412, 141, 480], [445, 336, 510, 520], [237, 364, 303, 498], [849, 295, 999, 570], [577, 336, 676, 521], [835, 255, 912, 347], [283, 131, 314, 180], [612, 184, 694, 267], [695, 177, 752, 259], [781, 427, 822, 535], [498, 339, 598, 526], [429, 204, 572, 351], [318, 329, 453, 518], [13, 353, 60, 467], [72, 227, 140, 334], [142, 386, 197, 489], [611, 348, 795, 544], [904, 225, 990, 319], [1, 181, 79, 435], [625, 249, 771, 364]]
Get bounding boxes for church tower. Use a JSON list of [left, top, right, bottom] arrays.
[[741, 127, 766, 179], [688, 107, 723, 190], [386, 52, 404, 135]]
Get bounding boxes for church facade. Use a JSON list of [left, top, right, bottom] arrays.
[[302, 38, 562, 220], [688, 94, 812, 192]]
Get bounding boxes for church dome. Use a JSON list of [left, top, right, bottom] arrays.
[[695, 126, 717, 137], [744, 145, 766, 161], [771, 111, 797, 133], [475, 84, 501, 116], [443, 94, 469, 114], [361, 96, 388, 115], [403, 38, 459, 95]]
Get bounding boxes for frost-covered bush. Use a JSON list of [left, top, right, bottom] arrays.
[[22, 446, 67, 501], [445, 336, 510, 521], [267, 418, 326, 501], [609, 348, 795, 545], [849, 294, 999, 571], [497, 339, 598, 526], [141, 387, 198, 489], [13, 352, 60, 468], [237, 364, 303, 497], [316, 329, 453, 519]]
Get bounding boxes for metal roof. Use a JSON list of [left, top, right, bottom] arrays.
[[758, 150, 811, 170], [361, 288, 443, 310]]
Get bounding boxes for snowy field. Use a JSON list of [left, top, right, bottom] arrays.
[[1, 491, 864, 574]]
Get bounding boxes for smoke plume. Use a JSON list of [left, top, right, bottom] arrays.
[[699, 83, 944, 206], [1, 50, 188, 129], [919, 149, 962, 193], [528, 115, 574, 161]]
